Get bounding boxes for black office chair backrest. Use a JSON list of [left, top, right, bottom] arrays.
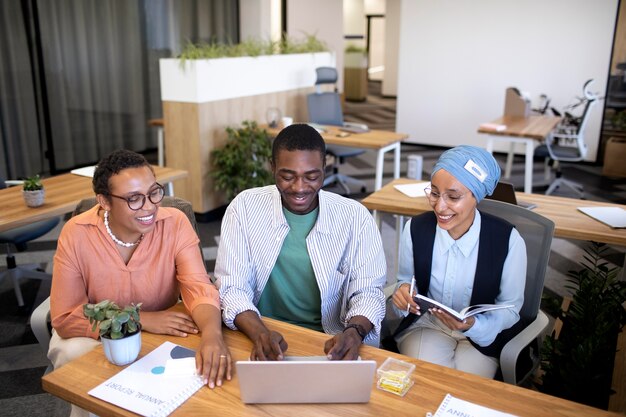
[[73, 196, 205, 263]]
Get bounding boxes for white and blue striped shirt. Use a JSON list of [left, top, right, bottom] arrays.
[[215, 186, 387, 343]]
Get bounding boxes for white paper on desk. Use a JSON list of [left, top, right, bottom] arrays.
[[88, 341, 204, 417], [577, 207, 626, 229], [393, 181, 430, 198], [479, 122, 507, 132], [70, 165, 96, 178], [434, 393, 518, 417]]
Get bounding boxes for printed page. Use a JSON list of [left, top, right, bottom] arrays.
[[415, 294, 513, 321], [89, 341, 204, 417], [70, 165, 96, 178], [434, 393, 518, 417], [578, 207, 626, 229], [394, 181, 430, 198]]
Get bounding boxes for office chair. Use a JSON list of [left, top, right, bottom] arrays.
[[0, 176, 60, 307], [535, 79, 598, 197], [307, 67, 367, 195], [30, 196, 204, 369], [380, 199, 554, 386]]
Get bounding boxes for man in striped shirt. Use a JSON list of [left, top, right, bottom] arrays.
[[215, 123, 386, 361]]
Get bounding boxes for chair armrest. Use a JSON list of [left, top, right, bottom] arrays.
[[31, 296, 52, 358], [500, 310, 550, 385]]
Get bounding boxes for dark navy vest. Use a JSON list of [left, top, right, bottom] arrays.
[[393, 210, 519, 358]]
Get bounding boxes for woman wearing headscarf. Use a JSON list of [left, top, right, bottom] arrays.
[[390, 145, 526, 378]]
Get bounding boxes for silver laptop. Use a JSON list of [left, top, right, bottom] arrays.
[[236, 357, 376, 404]]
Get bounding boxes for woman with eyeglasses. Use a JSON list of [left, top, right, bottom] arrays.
[[389, 145, 526, 378], [49, 150, 231, 411]]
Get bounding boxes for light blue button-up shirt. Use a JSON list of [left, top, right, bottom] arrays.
[[395, 210, 526, 346]]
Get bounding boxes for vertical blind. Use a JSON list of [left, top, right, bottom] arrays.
[[0, 0, 238, 179]]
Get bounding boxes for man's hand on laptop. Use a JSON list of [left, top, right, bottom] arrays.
[[250, 330, 289, 361], [235, 311, 289, 361], [324, 317, 372, 360]]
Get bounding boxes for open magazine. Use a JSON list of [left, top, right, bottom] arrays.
[[414, 294, 514, 322]]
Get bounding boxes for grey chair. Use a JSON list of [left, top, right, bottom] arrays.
[[30, 195, 204, 366], [534, 79, 598, 197], [307, 67, 367, 195], [0, 176, 60, 307], [381, 199, 555, 386]]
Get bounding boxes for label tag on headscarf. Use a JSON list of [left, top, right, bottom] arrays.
[[464, 159, 487, 183]]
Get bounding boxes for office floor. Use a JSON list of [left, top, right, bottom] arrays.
[[1, 82, 625, 416]]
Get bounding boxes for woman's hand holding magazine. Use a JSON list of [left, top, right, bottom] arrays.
[[413, 293, 514, 322]]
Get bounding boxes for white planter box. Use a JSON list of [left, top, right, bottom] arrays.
[[160, 52, 335, 104]]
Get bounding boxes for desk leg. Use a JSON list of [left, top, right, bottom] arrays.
[[166, 182, 174, 196], [375, 142, 402, 191], [486, 137, 494, 154], [524, 140, 534, 194], [393, 143, 401, 180], [375, 149, 385, 191], [157, 127, 164, 167], [505, 142, 515, 179]]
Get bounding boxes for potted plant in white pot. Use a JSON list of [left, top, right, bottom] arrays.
[[83, 300, 143, 366], [22, 175, 45, 207]]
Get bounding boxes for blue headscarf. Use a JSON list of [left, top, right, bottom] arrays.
[[431, 145, 500, 202]]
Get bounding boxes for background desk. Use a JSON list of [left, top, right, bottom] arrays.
[[362, 178, 626, 247], [0, 166, 188, 233], [479, 115, 561, 194], [266, 125, 407, 191], [42, 308, 620, 417]]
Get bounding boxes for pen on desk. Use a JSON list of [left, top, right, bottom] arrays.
[[406, 276, 415, 313]]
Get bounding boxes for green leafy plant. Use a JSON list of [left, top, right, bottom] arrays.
[[539, 242, 626, 408], [83, 300, 142, 340], [211, 120, 273, 202], [345, 44, 366, 54], [23, 175, 43, 191], [178, 33, 327, 66]]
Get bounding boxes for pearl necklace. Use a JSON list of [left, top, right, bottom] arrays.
[[104, 210, 144, 248]]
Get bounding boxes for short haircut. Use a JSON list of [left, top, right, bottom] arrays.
[[272, 124, 326, 165], [92, 149, 153, 196]]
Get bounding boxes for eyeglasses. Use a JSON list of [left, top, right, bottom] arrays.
[[424, 186, 467, 205], [109, 184, 165, 210]]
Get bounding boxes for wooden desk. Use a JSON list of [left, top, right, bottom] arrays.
[[266, 125, 408, 191], [0, 166, 188, 233], [478, 115, 562, 193], [361, 178, 626, 247], [42, 309, 619, 417]]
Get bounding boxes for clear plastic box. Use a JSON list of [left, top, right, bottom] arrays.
[[376, 357, 415, 396]]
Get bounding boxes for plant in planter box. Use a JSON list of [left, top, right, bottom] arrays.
[[539, 242, 626, 408], [84, 300, 143, 365], [211, 120, 273, 202], [22, 175, 45, 207]]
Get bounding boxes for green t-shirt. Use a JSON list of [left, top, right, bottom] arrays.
[[257, 207, 322, 331]]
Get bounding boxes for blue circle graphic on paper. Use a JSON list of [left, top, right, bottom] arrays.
[[151, 366, 165, 374]]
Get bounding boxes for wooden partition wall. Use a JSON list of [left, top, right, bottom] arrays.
[[162, 88, 311, 214]]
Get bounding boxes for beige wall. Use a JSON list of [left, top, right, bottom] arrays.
[[287, 0, 345, 90], [396, 0, 618, 161]]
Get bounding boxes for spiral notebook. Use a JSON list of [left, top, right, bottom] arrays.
[[88, 341, 204, 417]]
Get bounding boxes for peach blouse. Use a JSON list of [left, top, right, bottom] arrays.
[[51, 205, 219, 339]]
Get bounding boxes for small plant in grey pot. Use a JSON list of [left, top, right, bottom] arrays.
[[83, 300, 143, 366], [22, 175, 45, 207]]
